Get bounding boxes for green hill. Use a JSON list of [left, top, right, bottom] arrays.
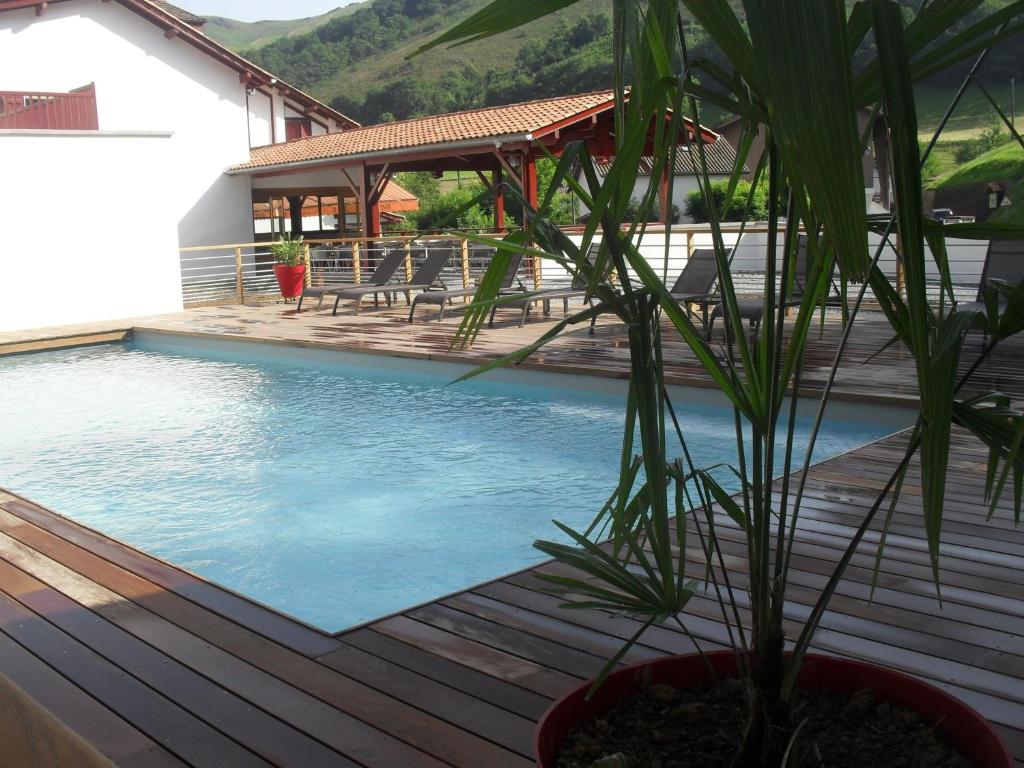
[[926, 140, 1024, 223], [202, 5, 362, 50], [202, 0, 1018, 129]]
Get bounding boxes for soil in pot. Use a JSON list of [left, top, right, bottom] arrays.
[[555, 677, 971, 768]]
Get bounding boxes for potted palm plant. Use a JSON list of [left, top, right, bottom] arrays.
[[423, 0, 1024, 766], [270, 234, 307, 299]]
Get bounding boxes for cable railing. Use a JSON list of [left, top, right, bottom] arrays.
[[178, 235, 511, 308], [180, 226, 1000, 311]]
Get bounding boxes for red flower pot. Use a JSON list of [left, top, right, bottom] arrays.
[[534, 651, 1012, 768], [274, 263, 306, 299]]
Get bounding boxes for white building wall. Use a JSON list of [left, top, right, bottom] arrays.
[[247, 90, 274, 147], [0, 132, 183, 332], [0, 0, 254, 252], [577, 174, 724, 223]]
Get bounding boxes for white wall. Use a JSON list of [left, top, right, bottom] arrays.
[[0, 0, 254, 248], [247, 89, 273, 147], [577, 174, 725, 223], [0, 132, 183, 332]]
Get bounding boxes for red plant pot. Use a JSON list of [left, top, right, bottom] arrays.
[[274, 263, 306, 299], [534, 651, 1012, 768]]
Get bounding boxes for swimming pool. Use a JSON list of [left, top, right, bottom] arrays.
[[0, 333, 908, 632]]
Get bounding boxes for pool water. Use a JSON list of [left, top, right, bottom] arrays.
[[0, 334, 903, 631]]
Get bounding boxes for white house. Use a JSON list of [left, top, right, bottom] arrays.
[[0, 0, 356, 332], [577, 139, 743, 224]]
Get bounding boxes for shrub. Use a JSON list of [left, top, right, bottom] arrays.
[[685, 179, 770, 223]]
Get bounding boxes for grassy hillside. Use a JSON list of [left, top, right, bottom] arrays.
[[202, 5, 361, 50], [313, 0, 610, 99], [926, 140, 1024, 223], [916, 82, 1017, 141]]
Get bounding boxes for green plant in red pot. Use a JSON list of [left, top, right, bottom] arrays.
[[423, 0, 1024, 766], [271, 234, 307, 299]]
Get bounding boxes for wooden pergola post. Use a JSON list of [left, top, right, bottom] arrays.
[[361, 164, 382, 238], [492, 165, 505, 233], [658, 169, 671, 224], [523, 152, 541, 289]]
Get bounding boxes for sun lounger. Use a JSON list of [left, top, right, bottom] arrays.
[[409, 251, 526, 322], [667, 247, 719, 328], [332, 249, 450, 315], [708, 235, 840, 338], [488, 245, 604, 328], [297, 248, 405, 313], [955, 239, 1024, 320]]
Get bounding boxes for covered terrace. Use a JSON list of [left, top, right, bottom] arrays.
[[228, 90, 719, 241]]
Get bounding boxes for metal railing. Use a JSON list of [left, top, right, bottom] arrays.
[[0, 84, 99, 130], [180, 225, 1001, 310], [177, 235, 513, 308]]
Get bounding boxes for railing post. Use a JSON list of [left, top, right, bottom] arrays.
[[532, 252, 542, 291], [686, 230, 695, 258], [352, 241, 362, 284], [234, 247, 244, 304], [404, 240, 413, 283], [895, 233, 905, 298], [461, 239, 471, 301], [303, 242, 312, 288]]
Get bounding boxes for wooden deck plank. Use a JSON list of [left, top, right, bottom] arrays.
[[0, 509, 487, 768], [373, 615, 579, 698], [318, 643, 535, 763], [0, 497, 340, 658], [0, 555, 351, 768], [0, 629, 184, 767], [0, 588, 266, 767], [342, 628, 553, 720]]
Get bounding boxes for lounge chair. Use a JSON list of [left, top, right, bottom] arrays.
[[708, 235, 840, 338], [297, 248, 405, 313], [489, 249, 601, 328], [667, 247, 719, 328], [955, 239, 1024, 321], [332, 249, 450, 315], [408, 251, 526, 323]]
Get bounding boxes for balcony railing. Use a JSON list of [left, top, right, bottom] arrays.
[[0, 83, 98, 130]]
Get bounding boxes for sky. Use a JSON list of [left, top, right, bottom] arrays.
[[181, 1, 355, 22]]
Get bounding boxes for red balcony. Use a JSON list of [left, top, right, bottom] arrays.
[[0, 83, 99, 130]]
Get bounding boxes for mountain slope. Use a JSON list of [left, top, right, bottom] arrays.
[[208, 0, 1019, 128], [202, 5, 361, 50]]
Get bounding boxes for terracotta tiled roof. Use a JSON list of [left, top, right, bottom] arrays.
[[231, 91, 617, 172], [379, 179, 417, 204], [595, 139, 746, 177], [253, 180, 418, 219], [149, 0, 205, 26]]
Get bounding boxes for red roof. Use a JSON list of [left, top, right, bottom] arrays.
[[0, 0, 358, 129], [231, 91, 621, 172]]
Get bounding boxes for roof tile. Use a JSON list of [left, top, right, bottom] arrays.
[[595, 140, 746, 177]]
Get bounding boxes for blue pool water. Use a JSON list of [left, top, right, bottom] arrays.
[[0, 334, 904, 631]]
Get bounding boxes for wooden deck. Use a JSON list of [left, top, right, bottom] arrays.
[[1, 303, 1023, 766]]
